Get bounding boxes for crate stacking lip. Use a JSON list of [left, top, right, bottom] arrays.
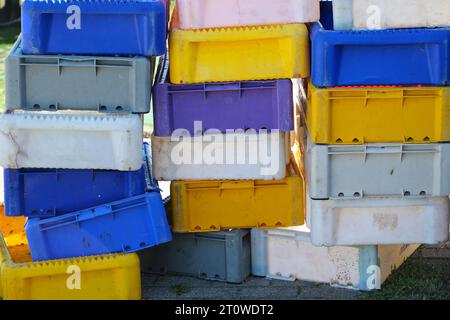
[[169, 23, 310, 84], [6, 39, 153, 114], [153, 56, 294, 136], [0, 209, 141, 300], [251, 227, 420, 291], [140, 229, 251, 284], [151, 132, 290, 181], [21, 0, 168, 56], [305, 138, 450, 200], [306, 196, 450, 246], [304, 82, 450, 144], [25, 193, 171, 261], [0, 111, 143, 171], [332, 0, 450, 30], [311, 22, 450, 87], [169, 165, 304, 233], [175, 0, 320, 29]]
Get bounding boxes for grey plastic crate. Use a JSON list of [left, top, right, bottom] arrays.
[[5, 38, 153, 114], [306, 138, 450, 199], [139, 229, 251, 284]]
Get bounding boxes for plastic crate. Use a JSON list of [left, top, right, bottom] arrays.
[[0, 169, 3, 205], [25, 193, 172, 261], [307, 196, 450, 246], [169, 163, 304, 233], [153, 55, 294, 136], [305, 138, 450, 199], [0, 111, 143, 171], [311, 22, 450, 87], [333, 0, 450, 30], [0, 210, 141, 300], [304, 82, 450, 144], [175, 0, 320, 29], [169, 22, 310, 84], [140, 229, 251, 284], [6, 39, 153, 114], [152, 132, 289, 181], [21, 0, 168, 56], [251, 227, 420, 291]]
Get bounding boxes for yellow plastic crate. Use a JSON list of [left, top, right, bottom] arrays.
[[305, 83, 450, 144], [0, 208, 141, 300], [170, 164, 305, 233], [169, 19, 310, 84]]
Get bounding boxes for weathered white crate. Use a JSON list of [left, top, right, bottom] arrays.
[[332, 0, 450, 30], [306, 196, 450, 246], [152, 132, 289, 180], [0, 111, 143, 171], [305, 139, 450, 199], [251, 227, 420, 291]]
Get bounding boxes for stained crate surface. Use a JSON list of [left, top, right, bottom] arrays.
[[251, 227, 420, 291], [333, 0, 450, 30], [25, 193, 172, 261], [305, 139, 450, 199], [0, 111, 143, 171], [305, 83, 450, 144], [170, 22, 310, 84], [140, 229, 251, 283], [311, 22, 450, 87], [21, 0, 168, 56], [307, 196, 450, 246], [0, 209, 141, 300], [4, 167, 146, 218], [152, 132, 289, 181], [153, 56, 294, 136], [175, 0, 320, 29], [170, 164, 304, 233], [6, 39, 152, 113]]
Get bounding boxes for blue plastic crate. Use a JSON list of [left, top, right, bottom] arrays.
[[311, 22, 450, 87], [21, 0, 168, 56], [26, 193, 172, 261], [4, 167, 146, 218]]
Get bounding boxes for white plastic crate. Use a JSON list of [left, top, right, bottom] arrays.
[[332, 0, 450, 30], [152, 132, 289, 180], [305, 138, 450, 199], [306, 196, 450, 246], [175, 0, 320, 29], [251, 227, 420, 291], [0, 111, 143, 171]]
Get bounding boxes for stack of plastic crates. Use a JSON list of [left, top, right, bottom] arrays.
[[0, 0, 172, 300], [253, 0, 449, 290], [141, 0, 319, 284]]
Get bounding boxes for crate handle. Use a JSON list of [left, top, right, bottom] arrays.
[[219, 181, 255, 190]]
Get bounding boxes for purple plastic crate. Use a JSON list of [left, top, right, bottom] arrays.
[[152, 56, 294, 136]]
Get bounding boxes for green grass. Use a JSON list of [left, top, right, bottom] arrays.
[[365, 258, 450, 300], [0, 23, 20, 112]]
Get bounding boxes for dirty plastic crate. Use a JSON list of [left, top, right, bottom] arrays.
[[21, 0, 168, 56], [4, 167, 146, 218], [0, 111, 143, 171], [304, 82, 450, 144], [25, 193, 172, 261], [251, 227, 420, 291], [169, 164, 304, 233], [140, 229, 251, 283], [305, 138, 450, 199], [170, 21, 310, 84], [307, 196, 450, 246], [153, 56, 294, 136], [0, 209, 141, 300], [311, 22, 450, 87], [175, 0, 320, 29], [333, 0, 450, 30], [152, 132, 290, 181], [6, 39, 153, 113]]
